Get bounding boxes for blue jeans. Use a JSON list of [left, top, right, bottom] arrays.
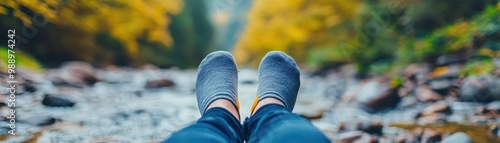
[[163, 104, 330, 143]]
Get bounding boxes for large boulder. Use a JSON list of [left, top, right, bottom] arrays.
[[46, 61, 99, 87], [356, 80, 401, 113], [460, 75, 500, 103]]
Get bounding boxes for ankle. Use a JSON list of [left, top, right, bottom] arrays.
[[251, 98, 285, 116], [207, 99, 240, 121]]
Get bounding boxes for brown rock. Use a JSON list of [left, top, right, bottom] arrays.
[[145, 79, 175, 88], [416, 102, 452, 118], [416, 85, 444, 102], [420, 128, 442, 143], [46, 61, 99, 87], [395, 133, 416, 143], [416, 113, 447, 125], [357, 80, 401, 113], [336, 131, 378, 143], [339, 118, 383, 135]]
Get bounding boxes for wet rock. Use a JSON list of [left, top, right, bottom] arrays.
[[460, 75, 500, 103], [398, 96, 419, 109], [416, 113, 447, 125], [474, 101, 500, 120], [395, 133, 416, 143], [19, 115, 58, 126], [21, 79, 37, 93], [419, 128, 442, 143], [46, 61, 99, 87], [472, 115, 496, 124], [416, 85, 444, 102], [0, 102, 6, 108], [489, 125, 499, 137], [144, 79, 175, 88], [426, 76, 455, 96], [486, 101, 500, 112], [338, 118, 383, 135], [356, 80, 401, 113], [442, 132, 472, 143], [416, 102, 452, 118], [436, 52, 470, 66], [336, 131, 378, 143], [42, 94, 76, 107]]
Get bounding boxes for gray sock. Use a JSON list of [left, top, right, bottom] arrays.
[[257, 51, 300, 111], [196, 51, 239, 115]]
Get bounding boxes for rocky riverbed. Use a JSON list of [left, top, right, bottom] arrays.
[[0, 62, 499, 143]]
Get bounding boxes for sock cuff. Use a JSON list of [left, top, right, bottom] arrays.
[[257, 92, 291, 111], [200, 93, 239, 115]]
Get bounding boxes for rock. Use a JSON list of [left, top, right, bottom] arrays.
[[46, 61, 99, 87], [426, 76, 455, 96], [486, 101, 500, 112], [338, 118, 383, 135], [419, 128, 442, 143], [144, 79, 175, 88], [442, 132, 472, 143], [336, 131, 377, 143], [490, 125, 499, 137], [19, 115, 58, 126], [416, 102, 452, 118], [473, 101, 500, 122], [460, 75, 500, 103], [356, 80, 401, 113], [21, 79, 37, 93], [335, 131, 364, 142], [472, 114, 496, 124], [415, 85, 444, 102], [435, 52, 470, 66], [395, 134, 416, 143], [42, 94, 76, 107], [398, 96, 419, 109], [416, 113, 447, 125]]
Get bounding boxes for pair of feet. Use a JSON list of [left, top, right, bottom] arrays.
[[196, 51, 300, 121]]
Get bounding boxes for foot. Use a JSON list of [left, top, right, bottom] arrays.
[[196, 51, 239, 117], [252, 51, 300, 113]]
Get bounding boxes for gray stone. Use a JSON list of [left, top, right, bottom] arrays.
[[442, 132, 472, 143], [460, 75, 500, 103]]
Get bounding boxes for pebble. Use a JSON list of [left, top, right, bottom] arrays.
[[416, 85, 444, 102], [416, 102, 451, 118], [46, 61, 99, 87], [144, 79, 175, 88], [19, 115, 58, 126], [42, 94, 76, 107], [356, 80, 401, 113], [335, 131, 377, 143], [442, 132, 472, 143], [338, 118, 383, 135]]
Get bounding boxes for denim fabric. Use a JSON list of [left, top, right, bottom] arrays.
[[244, 104, 330, 143], [196, 51, 239, 115], [164, 104, 330, 143], [162, 107, 244, 143]]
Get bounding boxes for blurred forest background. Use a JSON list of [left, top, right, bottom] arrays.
[[0, 0, 499, 76]]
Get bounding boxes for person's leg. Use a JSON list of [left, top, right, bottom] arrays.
[[163, 51, 243, 143], [244, 51, 330, 143]]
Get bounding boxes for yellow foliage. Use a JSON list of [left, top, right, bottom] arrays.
[[233, 0, 362, 66], [0, 0, 183, 57]]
